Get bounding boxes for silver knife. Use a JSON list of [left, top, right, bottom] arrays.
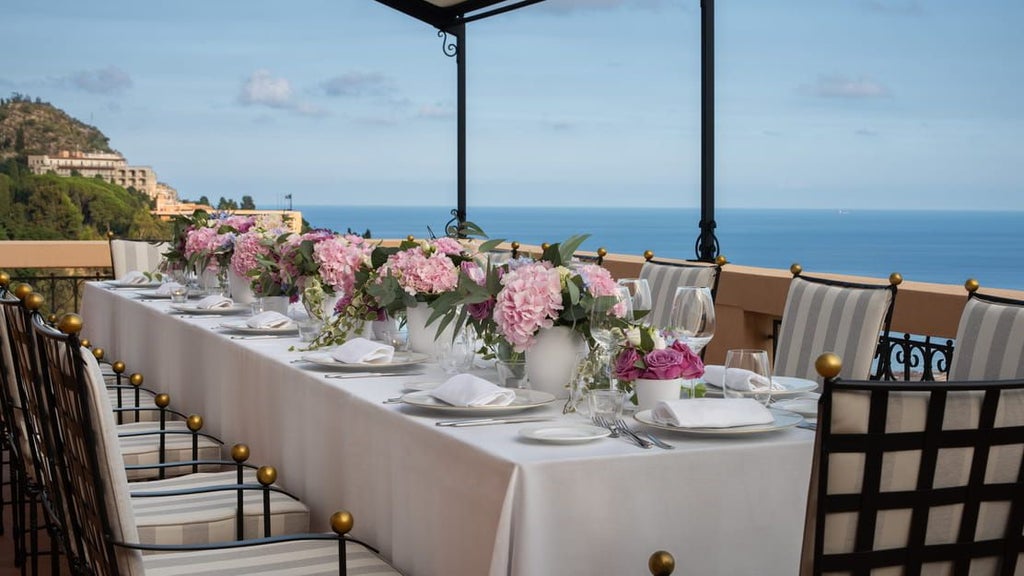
[[436, 416, 554, 427]]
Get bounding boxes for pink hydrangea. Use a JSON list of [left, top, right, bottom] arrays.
[[576, 264, 628, 317], [433, 237, 464, 256], [184, 227, 225, 258], [493, 261, 564, 352], [379, 248, 459, 296], [216, 215, 256, 233], [313, 234, 374, 296], [229, 229, 272, 277]]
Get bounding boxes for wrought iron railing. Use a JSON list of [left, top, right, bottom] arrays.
[[9, 270, 113, 315], [874, 333, 954, 382]]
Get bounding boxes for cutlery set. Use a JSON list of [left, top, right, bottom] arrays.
[[593, 415, 672, 449], [436, 416, 554, 427]]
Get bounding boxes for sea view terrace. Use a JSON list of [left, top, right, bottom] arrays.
[[3, 237, 1020, 370]]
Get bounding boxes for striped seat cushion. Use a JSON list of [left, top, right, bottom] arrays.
[[110, 239, 169, 280], [118, 421, 222, 481], [108, 388, 164, 423], [130, 470, 310, 546], [142, 539, 401, 575], [639, 261, 718, 329], [774, 277, 893, 381], [950, 296, 1024, 380]]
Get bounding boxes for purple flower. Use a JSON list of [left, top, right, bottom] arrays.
[[614, 347, 643, 381], [642, 349, 687, 380], [670, 341, 706, 379]]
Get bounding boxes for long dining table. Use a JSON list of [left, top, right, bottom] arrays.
[[81, 283, 816, 576]]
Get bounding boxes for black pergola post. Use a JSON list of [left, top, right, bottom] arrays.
[[696, 0, 720, 262]]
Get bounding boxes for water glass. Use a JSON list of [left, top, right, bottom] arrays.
[[616, 278, 653, 324], [667, 286, 716, 353], [296, 318, 323, 343], [587, 389, 627, 421], [496, 359, 529, 389], [723, 349, 773, 405], [169, 285, 189, 303], [437, 327, 476, 375]]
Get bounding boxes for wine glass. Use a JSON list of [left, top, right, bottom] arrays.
[[616, 278, 653, 324], [723, 349, 773, 406], [667, 286, 716, 354], [587, 289, 632, 391]]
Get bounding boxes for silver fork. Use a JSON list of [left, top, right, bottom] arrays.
[[592, 415, 619, 438], [617, 418, 671, 450], [613, 418, 654, 449]]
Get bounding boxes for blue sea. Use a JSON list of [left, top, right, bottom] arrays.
[[297, 206, 1024, 291]]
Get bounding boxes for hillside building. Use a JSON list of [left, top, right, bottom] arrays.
[[27, 150, 159, 198]]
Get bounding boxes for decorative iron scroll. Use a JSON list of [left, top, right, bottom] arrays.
[[873, 333, 954, 382], [438, 29, 458, 58], [444, 209, 462, 238]]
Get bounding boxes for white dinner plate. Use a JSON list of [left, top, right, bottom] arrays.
[[301, 351, 430, 370], [400, 389, 556, 415], [703, 376, 818, 398], [105, 280, 163, 289], [518, 423, 611, 444], [135, 289, 197, 299], [218, 320, 297, 335], [771, 396, 819, 419], [169, 303, 250, 315], [633, 408, 803, 435]]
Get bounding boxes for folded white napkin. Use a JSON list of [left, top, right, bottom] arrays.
[[195, 295, 234, 309], [118, 271, 149, 284], [155, 282, 184, 296], [331, 338, 395, 364], [652, 398, 774, 428], [246, 311, 293, 329], [430, 374, 516, 407], [702, 365, 783, 392]]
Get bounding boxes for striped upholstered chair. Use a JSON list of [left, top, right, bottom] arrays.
[[33, 312, 399, 576], [949, 279, 1024, 380], [638, 251, 725, 330], [773, 265, 901, 381], [801, 353, 1024, 575], [108, 233, 170, 280]]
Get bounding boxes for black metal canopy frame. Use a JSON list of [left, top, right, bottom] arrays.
[[372, 0, 720, 261]]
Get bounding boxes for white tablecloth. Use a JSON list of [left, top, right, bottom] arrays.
[[82, 283, 815, 576]]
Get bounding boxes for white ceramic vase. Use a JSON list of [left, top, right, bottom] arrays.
[[228, 270, 254, 304], [405, 302, 453, 357], [634, 378, 683, 412], [525, 326, 587, 399]]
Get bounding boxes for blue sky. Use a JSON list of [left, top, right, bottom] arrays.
[[1, 0, 1022, 210]]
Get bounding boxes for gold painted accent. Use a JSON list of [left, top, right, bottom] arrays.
[[597, 247, 607, 258], [57, 313, 83, 335], [510, 241, 520, 250], [541, 243, 551, 251], [406, 235, 416, 242], [129, 373, 144, 387], [256, 466, 277, 486], [643, 250, 655, 261], [965, 278, 980, 293], [231, 444, 250, 463], [790, 263, 802, 277], [106, 231, 115, 240], [92, 347, 105, 360], [0, 271, 9, 287], [154, 393, 170, 408], [14, 283, 33, 300], [715, 255, 728, 266], [815, 353, 842, 379], [47, 314, 58, 324], [889, 272, 903, 286], [25, 292, 45, 311], [80, 338, 91, 348], [112, 361, 126, 374], [648, 551, 675, 576], [186, 414, 203, 432], [329, 511, 354, 535]]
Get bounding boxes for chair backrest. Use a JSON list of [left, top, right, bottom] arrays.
[[774, 268, 899, 381], [109, 237, 169, 279], [639, 254, 723, 330], [32, 313, 144, 576], [950, 286, 1024, 381], [802, 356, 1024, 575]]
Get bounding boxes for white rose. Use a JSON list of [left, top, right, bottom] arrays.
[[651, 330, 667, 350], [625, 326, 643, 347]]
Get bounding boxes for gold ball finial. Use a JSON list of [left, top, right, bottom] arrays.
[[541, 242, 551, 251], [0, 271, 10, 288], [112, 361, 126, 374], [649, 550, 676, 576], [889, 272, 903, 286], [14, 283, 33, 300], [715, 255, 728, 266], [790, 263, 803, 277], [329, 511, 354, 535], [57, 313, 83, 335], [186, 414, 203, 432], [256, 466, 277, 486], [815, 352, 843, 380], [231, 444, 250, 463], [106, 230, 115, 240], [597, 247, 607, 258], [154, 393, 170, 408], [129, 373, 144, 387], [511, 241, 520, 250], [80, 338, 91, 348], [965, 278, 980, 293], [92, 347, 105, 360], [47, 313, 58, 324], [643, 250, 655, 261], [406, 234, 415, 242], [25, 292, 45, 311]]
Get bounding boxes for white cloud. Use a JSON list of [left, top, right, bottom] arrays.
[[68, 66, 133, 95], [321, 72, 395, 98], [416, 102, 453, 120], [811, 75, 890, 99], [238, 69, 293, 108]]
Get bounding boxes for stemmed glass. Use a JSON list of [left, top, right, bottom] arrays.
[[723, 349, 773, 406], [666, 286, 716, 354], [616, 278, 653, 324], [580, 289, 632, 406]]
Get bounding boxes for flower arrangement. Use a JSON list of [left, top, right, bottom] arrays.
[[613, 325, 705, 382]]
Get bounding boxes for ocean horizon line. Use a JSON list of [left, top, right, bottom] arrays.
[[294, 204, 1023, 214]]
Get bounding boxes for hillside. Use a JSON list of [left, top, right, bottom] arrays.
[[0, 93, 113, 162]]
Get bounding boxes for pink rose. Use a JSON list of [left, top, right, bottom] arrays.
[[670, 341, 706, 379], [642, 349, 686, 380], [614, 347, 643, 381]]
